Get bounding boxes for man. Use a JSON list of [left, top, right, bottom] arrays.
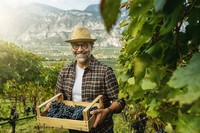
[[56, 27, 125, 133]]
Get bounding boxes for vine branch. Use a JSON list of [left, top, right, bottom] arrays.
[[160, 106, 177, 116]]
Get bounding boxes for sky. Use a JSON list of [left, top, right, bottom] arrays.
[[0, 0, 101, 10]]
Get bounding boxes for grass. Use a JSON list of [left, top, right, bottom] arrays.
[[0, 114, 128, 133], [0, 117, 69, 133]]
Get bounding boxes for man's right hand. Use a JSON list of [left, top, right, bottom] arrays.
[[45, 102, 51, 111]]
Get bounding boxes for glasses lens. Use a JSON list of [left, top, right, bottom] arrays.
[[71, 43, 88, 50], [71, 44, 79, 50], [81, 43, 88, 50]]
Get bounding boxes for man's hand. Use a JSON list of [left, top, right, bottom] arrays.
[[90, 108, 110, 128], [45, 97, 59, 111], [45, 102, 51, 111]]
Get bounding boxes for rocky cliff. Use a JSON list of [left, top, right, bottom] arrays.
[[0, 3, 125, 47]]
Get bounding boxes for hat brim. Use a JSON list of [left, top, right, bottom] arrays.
[[64, 38, 97, 43]]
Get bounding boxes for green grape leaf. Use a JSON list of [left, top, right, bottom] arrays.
[[146, 97, 159, 118], [148, 99, 157, 110], [168, 53, 200, 104], [176, 111, 200, 133], [145, 66, 167, 84], [100, 0, 121, 32], [140, 22, 154, 37], [119, 74, 130, 82], [129, 0, 153, 17], [165, 123, 173, 133], [146, 109, 159, 118], [126, 35, 150, 55], [169, 53, 200, 88], [133, 54, 151, 83], [190, 101, 200, 114], [128, 77, 135, 85], [169, 87, 199, 105], [127, 85, 144, 100], [141, 79, 156, 90], [160, 0, 183, 35], [118, 90, 128, 99], [128, 17, 146, 38]]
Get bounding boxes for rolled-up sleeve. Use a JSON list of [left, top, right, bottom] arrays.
[[105, 67, 119, 101], [56, 71, 63, 94]]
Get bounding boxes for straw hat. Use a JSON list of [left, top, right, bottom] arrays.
[[65, 27, 97, 43]]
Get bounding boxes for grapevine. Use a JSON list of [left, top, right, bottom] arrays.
[[101, 0, 200, 132]]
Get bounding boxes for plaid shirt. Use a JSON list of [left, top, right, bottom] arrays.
[[56, 55, 119, 133]]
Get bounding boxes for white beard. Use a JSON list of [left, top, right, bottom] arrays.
[[77, 57, 86, 63], [76, 53, 91, 63]]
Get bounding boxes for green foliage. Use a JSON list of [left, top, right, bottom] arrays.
[[0, 41, 43, 85], [168, 53, 200, 105], [100, 0, 121, 32], [0, 40, 64, 118], [101, 0, 200, 132]]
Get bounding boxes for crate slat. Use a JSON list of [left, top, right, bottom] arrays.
[[37, 94, 103, 132], [38, 116, 90, 131]]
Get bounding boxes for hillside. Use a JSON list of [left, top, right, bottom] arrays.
[[0, 3, 124, 47]]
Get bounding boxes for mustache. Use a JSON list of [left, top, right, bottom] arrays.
[[75, 52, 88, 54]]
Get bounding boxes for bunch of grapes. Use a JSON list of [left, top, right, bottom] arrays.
[[154, 123, 166, 133], [47, 101, 97, 120], [131, 113, 148, 133]]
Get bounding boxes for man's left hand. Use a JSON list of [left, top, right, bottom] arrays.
[[90, 108, 110, 128]]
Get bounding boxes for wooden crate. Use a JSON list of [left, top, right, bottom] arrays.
[[36, 93, 104, 132]]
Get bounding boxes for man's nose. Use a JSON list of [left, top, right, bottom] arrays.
[[77, 46, 83, 52]]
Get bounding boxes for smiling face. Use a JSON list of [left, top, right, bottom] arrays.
[[71, 42, 93, 66]]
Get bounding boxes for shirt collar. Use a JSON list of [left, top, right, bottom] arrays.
[[87, 55, 96, 71]]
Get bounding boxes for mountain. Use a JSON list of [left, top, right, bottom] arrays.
[[84, 4, 100, 15], [0, 3, 124, 47]]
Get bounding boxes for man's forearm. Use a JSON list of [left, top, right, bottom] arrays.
[[107, 99, 126, 114]]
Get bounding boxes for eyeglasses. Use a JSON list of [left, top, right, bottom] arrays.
[[71, 42, 89, 50]]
